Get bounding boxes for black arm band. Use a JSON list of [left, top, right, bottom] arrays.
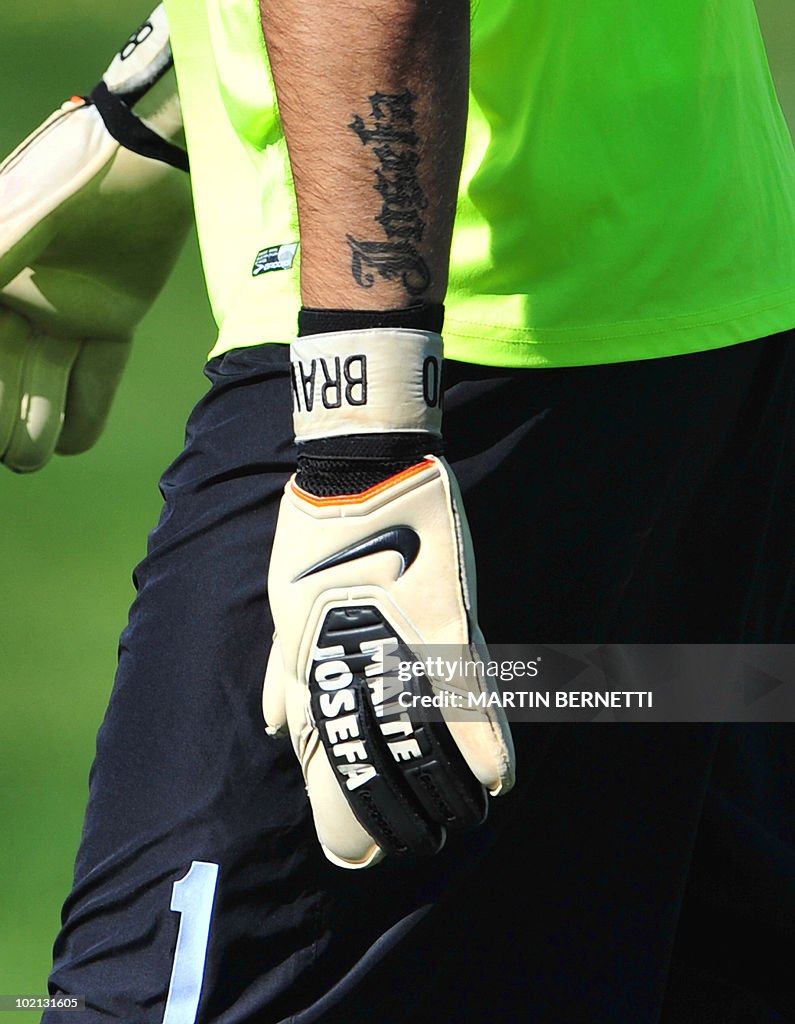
[[298, 303, 444, 337], [89, 81, 189, 173]]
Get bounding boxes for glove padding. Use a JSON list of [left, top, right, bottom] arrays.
[[0, 4, 191, 472], [263, 328, 515, 869]]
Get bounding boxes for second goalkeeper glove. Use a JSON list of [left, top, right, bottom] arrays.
[[0, 4, 191, 473]]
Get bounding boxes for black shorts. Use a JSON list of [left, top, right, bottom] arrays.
[[45, 334, 795, 1024]]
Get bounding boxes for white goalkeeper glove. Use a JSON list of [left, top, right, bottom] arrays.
[[263, 327, 516, 869], [0, 4, 191, 473]]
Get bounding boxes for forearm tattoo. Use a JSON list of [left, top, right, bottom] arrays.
[[347, 91, 431, 296]]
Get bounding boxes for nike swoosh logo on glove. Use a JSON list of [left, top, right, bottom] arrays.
[[293, 527, 420, 582]]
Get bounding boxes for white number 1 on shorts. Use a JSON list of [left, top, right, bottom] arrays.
[[161, 861, 219, 1024]]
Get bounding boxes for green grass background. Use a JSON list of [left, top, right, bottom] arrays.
[[0, 2, 215, 1012], [0, 0, 793, 1015]]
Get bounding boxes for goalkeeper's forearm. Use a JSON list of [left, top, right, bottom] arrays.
[[258, 2, 514, 870], [261, 0, 470, 310]]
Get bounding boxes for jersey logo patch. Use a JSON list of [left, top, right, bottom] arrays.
[[252, 242, 299, 276]]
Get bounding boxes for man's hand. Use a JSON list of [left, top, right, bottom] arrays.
[[0, 4, 191, 472], [263, 327, 515, 868]]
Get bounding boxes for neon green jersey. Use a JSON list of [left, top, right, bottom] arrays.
[[166, 0, 795, 368]]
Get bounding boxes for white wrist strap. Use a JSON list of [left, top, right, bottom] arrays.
[[291, 328, 443, 441], [102, 4, 173, 101]]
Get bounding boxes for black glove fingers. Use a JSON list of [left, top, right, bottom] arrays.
[[309, 604, 487, 858], [403, 708, 489, 832], [348, 685, 447, 857]]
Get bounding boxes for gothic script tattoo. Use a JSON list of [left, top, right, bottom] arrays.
[[347, 91, 431, 296]]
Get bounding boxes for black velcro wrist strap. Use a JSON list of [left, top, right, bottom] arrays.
[[296, 433, 444, 497], [89, 81, 189, 172]]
